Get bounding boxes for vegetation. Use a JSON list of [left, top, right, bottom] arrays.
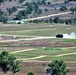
[[0, 10, 4, 16], [7, 6, 17, 15], [0, 0, 76, 24], [70, 7, 76, 14], [68, 0, 76, 2], [19, 0, 25, 3], [0, 23, 76, 74], [0, 10, 7, 23], [27, 72, 34, 75], [60, 6, 67, 11], [8, 47, 76, 61], [0, 51, 21, 75], [0, 0, 4, 3], [46, 60, 69, 75]]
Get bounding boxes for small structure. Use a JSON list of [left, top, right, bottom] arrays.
[[7, 20, 24, 24]]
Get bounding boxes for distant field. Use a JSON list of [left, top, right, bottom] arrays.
[[0, 23, 76, 36], [0, 23, 76, 75], [0, 23, 76, 62]]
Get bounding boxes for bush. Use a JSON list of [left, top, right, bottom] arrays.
[[53, 16, 60, 23], [19, 0, 25, 3], [44, 8, 48, 12], [46, 60, 69, 75], [60, 6, 67, 11], [27, 72, 34, 75]]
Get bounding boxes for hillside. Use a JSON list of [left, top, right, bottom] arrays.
[[0, 0, 76, 24]]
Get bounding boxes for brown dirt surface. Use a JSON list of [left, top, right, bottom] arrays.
[[11, 62, 76, 75], [1, 39, 76, 48], [1, 61, 75, 75]]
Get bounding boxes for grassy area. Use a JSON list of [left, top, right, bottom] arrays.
[[0, 24, 76, 36], [11, 47, 76, 61], [0, 43, 30, 47], [63, 39, 76, 42], [0, 24, 76, 62], [0, 28, 76, 36]]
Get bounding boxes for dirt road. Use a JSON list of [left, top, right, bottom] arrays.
[[0, 36, 55, 43], [10, 48, 35, 54], [56, 52, 76, 57], [22, 12, 71, 21], [17, 55, 47, 61]]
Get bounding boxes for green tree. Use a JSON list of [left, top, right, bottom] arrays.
[[0, 10, 7, 23], [37, 9, 42, 14], [27, 72, 34, 75], [0, 51, 22, 75], [37, 0, 42, 5], [26, 4, 33, 14], [44, 8, 48, 12], [49, 18, 53, 23], [12, 6, 17, 12], [60, 6, 67, 11], [47, 2, 51, 5], [15, 13, 23, 20], [0, 51, 9, 73], [0, 10, 4, 16], [42, 0, 47, 5], [70, 7, 75, 14], [0, 16, 8, 23], [46, 60, 69, 75], [53, 16, 60, 23], [9, 57, 21, 75], [74, 7, 76, 13], [33, 3, 38, 13], [25, 2, 30, 6], [7, 7, 17, 15], [64, 0, 69, 4], [19, 0, 25, 3], [0, 0, 4, 3]]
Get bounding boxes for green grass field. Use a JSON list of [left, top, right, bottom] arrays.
[[0, 23, 76, 62], [0, 23, 76, 36], [10, 47, 76, 61]]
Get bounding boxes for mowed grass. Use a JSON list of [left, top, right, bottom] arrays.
[[63, 39, 76, 42], [11, 47, 76, 61], [0, 23, 76, 36]]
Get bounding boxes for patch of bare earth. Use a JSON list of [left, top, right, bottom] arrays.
[[16, 62, 76, 75], [1, 39, 76, 48]]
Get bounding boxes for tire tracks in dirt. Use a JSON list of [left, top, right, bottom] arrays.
[[56, 52, 76, 57], [22, 12, 71, 21], [17, 55, 48, 61], [0, 36, 55, 43], [10, 48, 35, 54]]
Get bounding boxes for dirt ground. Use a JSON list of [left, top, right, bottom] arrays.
[[0, 61, 76, 75], [16, 62, 76, 75]]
